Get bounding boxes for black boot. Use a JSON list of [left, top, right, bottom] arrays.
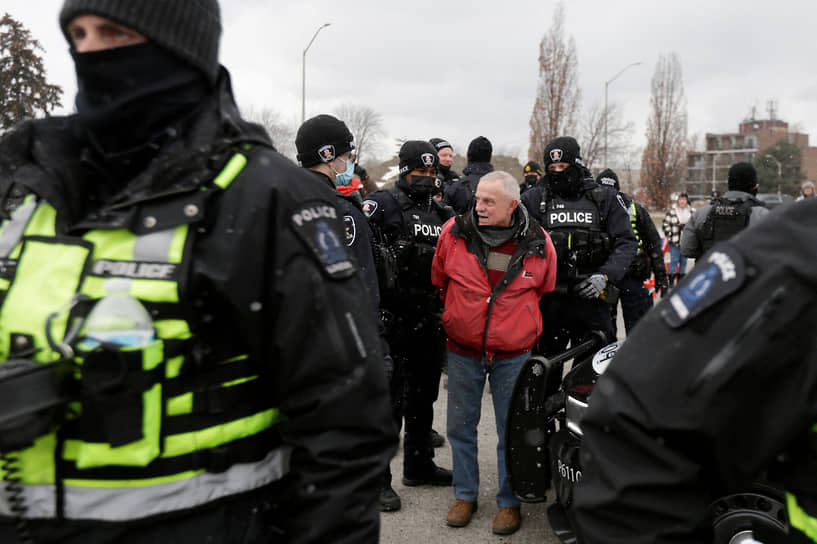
[[430, 429, 445, 448], [380, 471, 401, 512], [402, 461, 453, 487]]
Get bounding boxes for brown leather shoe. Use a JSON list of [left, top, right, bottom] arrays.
[[492, 507, 521, 535], [446, 499, 477, 527]]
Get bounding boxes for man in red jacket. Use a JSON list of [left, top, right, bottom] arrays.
[[432, 171, 557, 535]]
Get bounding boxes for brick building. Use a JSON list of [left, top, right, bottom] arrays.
[[685, 116, 817, 195]]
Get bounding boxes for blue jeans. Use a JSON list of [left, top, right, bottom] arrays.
[[668, 243, 687, 276], [446, 349, 528, 508]]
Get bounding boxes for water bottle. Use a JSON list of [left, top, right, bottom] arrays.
[[82, 279, 155, 348]]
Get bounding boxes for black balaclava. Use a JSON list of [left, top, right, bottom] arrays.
[[544, 136, 584, 198], [73, 43, 209, 155], [61, 0, 221, 170]]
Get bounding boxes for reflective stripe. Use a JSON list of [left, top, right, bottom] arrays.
[[2, 447, 291, 521], [0, 197, 37, 257], [788, 492, 817, 542], [212, 153, 247, 189]]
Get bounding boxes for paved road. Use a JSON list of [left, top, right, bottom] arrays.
[[380, 374, 560, 544], [379, 305, 652, 543]]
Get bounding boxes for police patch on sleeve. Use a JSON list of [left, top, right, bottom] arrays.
[[291, 201, 356, 279], [361, 199, 378, 218], [661, 243, 746, 328], [344, 215, 356, 246]]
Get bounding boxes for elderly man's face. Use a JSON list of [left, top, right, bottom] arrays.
[[437, 147, 454, 168], [66, 14, 147, 53], [475, 179, 517, 227]]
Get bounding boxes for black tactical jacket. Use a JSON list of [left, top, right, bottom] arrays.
[[0, 69, 396, 544]]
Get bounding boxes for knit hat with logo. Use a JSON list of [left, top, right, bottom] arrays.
[[596, 168, 620, 190], [295, 114, 355, 167], [399, 140, 439, 176], [543, 136, 583, 169], [60, 0, 222, 85]]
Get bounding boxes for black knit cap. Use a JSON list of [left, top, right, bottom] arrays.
[[60, 0, 222, 85], [523, 161, 543, 176], [543, 136, 583, 168], [399, 140, 439, 176], [429, 138, 453, 152], [467, 136, 492, 163], [727, 162, 758, 193], [295, 114, 355, 168], [597, 168, 620, 190]]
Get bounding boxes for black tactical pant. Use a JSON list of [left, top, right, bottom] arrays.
[[538, 292, 615, 357], [385, 307, 442, 473], [611, 275, 654, 337]]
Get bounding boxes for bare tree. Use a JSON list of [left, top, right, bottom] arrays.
[[640, 53, 687, 209], [243, 106, 297, 161], [578, 102, 633, 170], [0, 13, 63, 131], [333, 103, 386, 166], [528, 2, 581, 162]]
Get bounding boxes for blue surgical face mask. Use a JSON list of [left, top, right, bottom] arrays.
[[333, 157, 355, 186]]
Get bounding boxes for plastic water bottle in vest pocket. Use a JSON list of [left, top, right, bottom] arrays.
[[82, 279, 155, 348]]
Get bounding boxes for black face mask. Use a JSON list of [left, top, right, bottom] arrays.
[[407, 175, 441, 196], [547, 166, 581, 197], [524, 174, 538, 186], [72, 42, 210, 154]]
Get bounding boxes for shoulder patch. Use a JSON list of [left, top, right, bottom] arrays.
[[361, 199, 378, 218], [291, 201, 356, 279], [661, 243, 746, 328], [344, 215, 356, 246]]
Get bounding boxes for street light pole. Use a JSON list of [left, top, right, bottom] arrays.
[[604, 61, 642, 169], [302, 23, 331, 124]]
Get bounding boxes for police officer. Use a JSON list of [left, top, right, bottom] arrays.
[[443, 136, 494, 214], [682, 161, 770, 260], [295, 115, 402, 512], [430, 137, 460, 195], [521, 137, 637, 353], [0, 1, 397, 542], [521, 160, 544, 193], [295, 115, 379, 300], [597, 168, 669, 335], [363, 141, 454, 487], [574, 198, 817, 543]]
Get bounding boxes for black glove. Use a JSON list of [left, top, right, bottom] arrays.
[[575, 274, 608, 299], [654, 273, 670, 297]]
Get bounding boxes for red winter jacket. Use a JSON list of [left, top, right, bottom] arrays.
[[431, 209, 557, 359]]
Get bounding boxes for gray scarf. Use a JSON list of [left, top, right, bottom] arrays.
[[475, 204, 529, 247]]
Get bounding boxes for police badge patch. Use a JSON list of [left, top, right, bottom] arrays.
[[318, 145, 336, 163], [421, 153, 436, 167], [361, 200, 378, 218], [343, 215, 356, 246], [662, 243, 746, 328], [550, 149, 563, 162], [291, 201, 355, 279]]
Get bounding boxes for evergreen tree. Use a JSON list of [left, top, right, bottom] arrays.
[[0, 13, 63, 131]]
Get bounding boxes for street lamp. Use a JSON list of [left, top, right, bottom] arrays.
[[604, 61, 642, 168], [301, 23, 331, 124]]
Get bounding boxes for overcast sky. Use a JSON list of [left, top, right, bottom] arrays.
[[6, 0, 817, 166]]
